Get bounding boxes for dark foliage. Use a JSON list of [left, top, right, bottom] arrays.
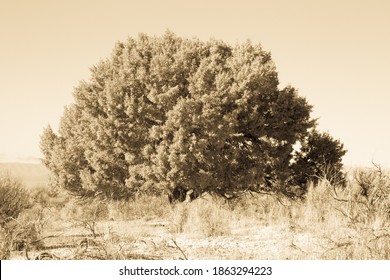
[[291, 130, 347, 193]]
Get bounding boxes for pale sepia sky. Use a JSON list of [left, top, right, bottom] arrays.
[[1, 0, 389, 167]]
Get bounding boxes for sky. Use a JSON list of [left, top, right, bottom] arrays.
[[0, 0, 389, 167]]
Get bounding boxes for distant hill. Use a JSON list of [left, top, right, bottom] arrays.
[[0, 162, 50, 188]]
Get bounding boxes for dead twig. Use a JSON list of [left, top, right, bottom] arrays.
[[170, 238, 188, 260]]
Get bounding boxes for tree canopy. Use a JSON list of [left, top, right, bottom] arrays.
[[41, 31, 345, 200]]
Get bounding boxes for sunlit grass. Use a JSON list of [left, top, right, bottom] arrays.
[[1, 166, 389, 259]]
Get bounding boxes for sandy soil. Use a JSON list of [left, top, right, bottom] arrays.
[[10, 218, 335, 260]]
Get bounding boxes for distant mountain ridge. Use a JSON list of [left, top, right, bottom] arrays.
[[0, 162, 49, 188], [0, 154, 42, 164]]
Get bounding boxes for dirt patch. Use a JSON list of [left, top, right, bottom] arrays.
[[10, 218, 333, 260]]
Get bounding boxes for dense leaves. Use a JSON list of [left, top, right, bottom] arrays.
[[291, 130, 347, 191], [41, 32, 344, 199]]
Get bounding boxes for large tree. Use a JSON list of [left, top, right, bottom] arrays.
[[41, 31, 320, 199]]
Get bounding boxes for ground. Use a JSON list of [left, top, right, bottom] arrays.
[[9, 217, 349, 260]]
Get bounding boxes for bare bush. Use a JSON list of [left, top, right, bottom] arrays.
[[0, 215, 45, 260], [0, 173, 31, 225], [69, 198, 109, 238], [352, 165, 390, 221], [0, 226, 12, 259], [299, 167, 390, 259]]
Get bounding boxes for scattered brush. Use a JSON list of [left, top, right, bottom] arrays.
[[69, 198, 109, 238], [169, 195, 231, 237]]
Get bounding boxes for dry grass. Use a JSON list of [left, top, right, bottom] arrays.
[[2, 166, 389, 260], [107, 194, 170, 221], [269, 168, 390, 259], [169, 195, 231, 237]]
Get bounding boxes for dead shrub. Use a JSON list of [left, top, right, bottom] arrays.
[[0, 173, 31, 225]]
